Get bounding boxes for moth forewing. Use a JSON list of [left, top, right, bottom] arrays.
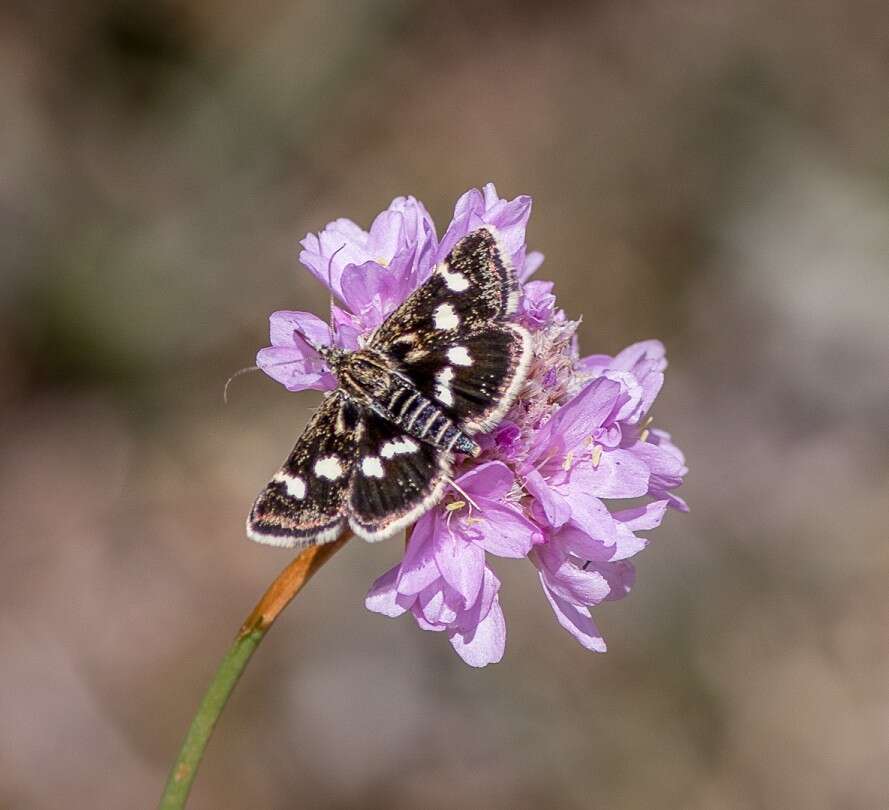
[[247, 393, 355, 547]]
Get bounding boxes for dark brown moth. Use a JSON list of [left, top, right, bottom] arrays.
[[247, 227, 532, 547]]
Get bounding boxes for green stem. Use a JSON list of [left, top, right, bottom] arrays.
[[158, 536, 350, 810]]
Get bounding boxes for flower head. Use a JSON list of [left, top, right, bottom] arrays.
[[259, 183, 687, 666]]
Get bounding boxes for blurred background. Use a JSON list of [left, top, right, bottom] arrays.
[[2, 1, 888, 808]]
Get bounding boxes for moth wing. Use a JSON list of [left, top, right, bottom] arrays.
[[394, 322, 532, 433], [369, 226, 532, 433], [348, 409, 451, 542], [369, 227, 520, 350], [247, 392, 358, 548]]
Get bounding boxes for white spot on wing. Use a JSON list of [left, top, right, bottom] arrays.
[[381, 437, 419, 458], [440, 267, 470, 291], [314, 456, 344, 480], [285, 475, 306, 499], [435, 366, 455, 406], [273, 472, 307, 499], [361, 456, 385, 478], [434, 303, 459, 331], [447, 346, 472, 366]]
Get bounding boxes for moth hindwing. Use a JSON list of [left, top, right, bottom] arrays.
[[248, 225, 532, 547]]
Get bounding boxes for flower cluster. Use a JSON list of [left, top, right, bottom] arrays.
[[258, 184, 687, 667]]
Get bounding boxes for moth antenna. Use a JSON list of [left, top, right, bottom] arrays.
[[223, 365, 261, 404], [327, 243, 348, 345]]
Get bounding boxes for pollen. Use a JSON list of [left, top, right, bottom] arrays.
[[445, 500, 466, 512], [591, 445, 603, 468]]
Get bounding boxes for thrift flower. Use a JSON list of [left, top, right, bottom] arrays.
[[366, 462, 539, 666], [259, 183, 687, 666]]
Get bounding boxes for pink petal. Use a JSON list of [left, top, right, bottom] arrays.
[[438, 183, 531, 266], [448, 598, 506, 667], [468, 566, 500, 629], [534, 546, 612, 605], [395, 513, 440, 596], [571, 451, 650, 499], [446, 564, 501, 635], [601, 370, 644, 423], [386, 196, 437, 272], [631, 441, 686, 478], [417, 581, 458, 625], [255, 346, 336, 392], [300, 218, 371, 299], [558, 488, 617, 545], [340, 261, 390, 328], [331, 306, 362, 350], [553, 524, 607, 560], [367, 209, 403, 263], [540, 576, 607, 652], [585, 560, 636, 601], [469, 499, 541, 558], [268, 310, 332, 348], [555, 378, 623, 448], [520, 250, 545, 281], [613, 500, 669, 532], [433, 526, 485, 609], [638, 373, 664, 418], [528, 378, 622, 464], [410, 604, 448, 632], [611, 523, 649, 560], [611, 339, 666, 374], [577, 353, 612, 373], [365, 566, 409, 617], [524, 469, 571, 528], [456, 460, 515, 501]]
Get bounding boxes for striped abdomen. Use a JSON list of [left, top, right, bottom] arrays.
[[383, 378, 479, 456]]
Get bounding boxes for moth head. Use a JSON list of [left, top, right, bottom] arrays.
[[315, 342, 347, 369], [332, 350, 392, 400]]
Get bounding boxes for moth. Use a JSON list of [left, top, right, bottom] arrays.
[[247, 227, 532, 548]]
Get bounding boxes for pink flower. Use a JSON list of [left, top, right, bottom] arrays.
[[437, 183, 534, 277], [299, 195, 437, 310], [255, 312, 337, 392], [365, 462, 540, 667], [520, 280, 557, 328], [258, 184, 688, 666]]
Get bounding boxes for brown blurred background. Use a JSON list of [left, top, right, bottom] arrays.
[[2, 2, 888, 808]]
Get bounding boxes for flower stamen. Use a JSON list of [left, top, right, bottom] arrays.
[[446, 478, 480, 513], [591, 445, 603, 468]]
